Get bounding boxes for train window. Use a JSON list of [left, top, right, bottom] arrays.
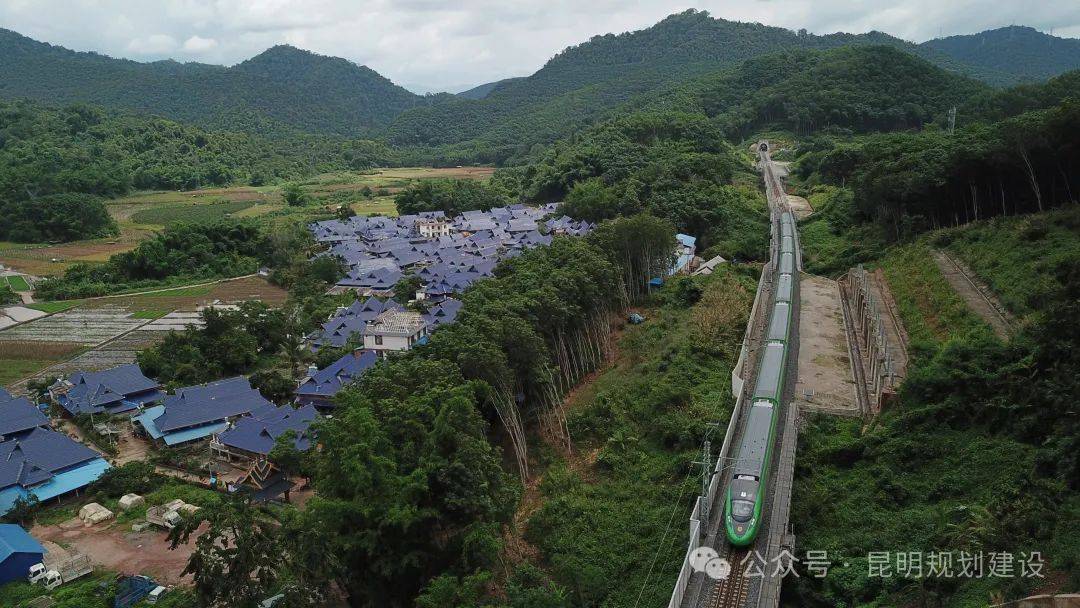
[[731, 500, 754, 521]]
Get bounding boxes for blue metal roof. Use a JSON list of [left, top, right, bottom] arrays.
[[0, 396, 50, 437], [153, 377, 274, 433], [163, 422, 228, 446], [217, 405, 318, 456], [65, 364, 160, 410], [0, 524, 44, 561], [0, 428, 101, 491], [297, 351, 377, 399], [0, 458, 110, 515]]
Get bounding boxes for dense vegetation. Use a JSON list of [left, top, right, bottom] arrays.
[[383, 12, 1076, 165], [0, 99, 395, 207], [525, 268, 753, 606], [794, 99, 1080, 241], [394, 178, 513, 216], [503, 111, 768, 259], [923, 26, 1080, 86], [790, 214, 1080, 606], [35, 221, 276, 299], [0, 193, 117, 243], [0, 30, 428, 136], [684, 46, 987, 138]]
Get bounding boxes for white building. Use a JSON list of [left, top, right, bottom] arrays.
[[417, 218, 452, 238], [363, 310, 427, 356]]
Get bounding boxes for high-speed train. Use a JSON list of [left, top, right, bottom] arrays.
[[724, 209, 797, 546]]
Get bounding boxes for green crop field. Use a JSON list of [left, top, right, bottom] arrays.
[[4, 275, 31, 291], [130, 199, 256, 225]]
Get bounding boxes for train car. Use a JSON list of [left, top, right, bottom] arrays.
[[775, 274, 793, 304], [779, 252, 794, 274], [724, 196, 799, 547], [724, 400, 778, 545]]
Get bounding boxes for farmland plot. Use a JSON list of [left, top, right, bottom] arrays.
[[0, 306, 148, 345]]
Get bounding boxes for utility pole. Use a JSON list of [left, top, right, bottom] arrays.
[[692, 439, 712, 528], [947, 107, 957, 135]]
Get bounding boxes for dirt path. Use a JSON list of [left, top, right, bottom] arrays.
[[931, 250, 1013, 339]]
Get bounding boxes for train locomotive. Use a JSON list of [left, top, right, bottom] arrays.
[[724, 209, 797, 546]]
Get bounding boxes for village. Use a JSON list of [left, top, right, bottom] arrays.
[[0, 202, 686, 606]]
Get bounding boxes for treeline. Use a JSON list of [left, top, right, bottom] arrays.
[[0, 193, 116, 243], [394, 178, 514, 216], [795, 100, 1080, 240], [0, 99, 395, 240], [0, 28, 428, 137], [501, 111, 769, 260], [35, 222, 277, 299]]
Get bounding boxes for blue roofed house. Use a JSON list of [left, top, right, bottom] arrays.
[[0, 427, 111, 516], [132, 377, 275, 447], [211, 404, 318, 464], [296, 350, 378, 411], [0, 394, 51, 440], [0, 524, 45, 584], [50, 364, 164, 417]]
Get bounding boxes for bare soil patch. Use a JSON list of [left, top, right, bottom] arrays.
[[796, 273, 858, 415], [32, 519, 201, 586]]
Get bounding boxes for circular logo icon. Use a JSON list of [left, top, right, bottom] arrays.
[[704, 557, 732, 580], [689, 547, 719, 572]]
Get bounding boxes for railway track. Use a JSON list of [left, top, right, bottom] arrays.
[[706, 549, 751, 608]]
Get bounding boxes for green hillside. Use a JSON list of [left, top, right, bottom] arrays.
[[382, 11, 1019, 163], [922, 26, 1080, 86], [671, 45, 989, 137], [0, 30, 427, 136]]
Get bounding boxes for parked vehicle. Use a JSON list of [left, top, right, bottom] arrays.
[[28, 553, 93, 590], [114, 575, 159, 608]]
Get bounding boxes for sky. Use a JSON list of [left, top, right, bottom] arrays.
[[2, 1, 1079, 93]]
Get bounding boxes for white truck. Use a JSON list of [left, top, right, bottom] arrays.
[[27, 553, 93, 590]]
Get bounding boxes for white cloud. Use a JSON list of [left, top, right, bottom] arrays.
[[0, 1, 1077, 91], [126, 33, 178, 54], [182, 34, 218, 52]]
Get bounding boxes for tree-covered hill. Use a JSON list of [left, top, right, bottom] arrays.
[[455, 77, 524, 100], [680, 46, 990, 137], [0, 99, 394, 217], [922, 26, 1080, 87], [381, 11, 1056, 164], [0, 29, 427, 137]]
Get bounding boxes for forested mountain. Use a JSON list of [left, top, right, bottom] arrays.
[[455, 77, 524, 100], [381, 11, 1067, 163], [0, 29, 427, 136], [922, 26, 1080, 86], [677, 46, 989, 137], [2, 13, 1078, 153]]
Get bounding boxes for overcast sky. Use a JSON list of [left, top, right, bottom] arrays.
[[2, 1, 1078, 93]]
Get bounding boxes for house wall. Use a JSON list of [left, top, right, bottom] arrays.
[[0, 551, 43, 584]]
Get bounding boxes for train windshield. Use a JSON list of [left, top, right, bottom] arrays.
[[731, 500, 754, 522]]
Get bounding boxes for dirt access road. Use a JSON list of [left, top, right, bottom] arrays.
[[931, 250, 1013, 339], [33, 519, 200, 586]]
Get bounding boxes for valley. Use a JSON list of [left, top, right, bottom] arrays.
[[0, 6, 1077, 608]]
